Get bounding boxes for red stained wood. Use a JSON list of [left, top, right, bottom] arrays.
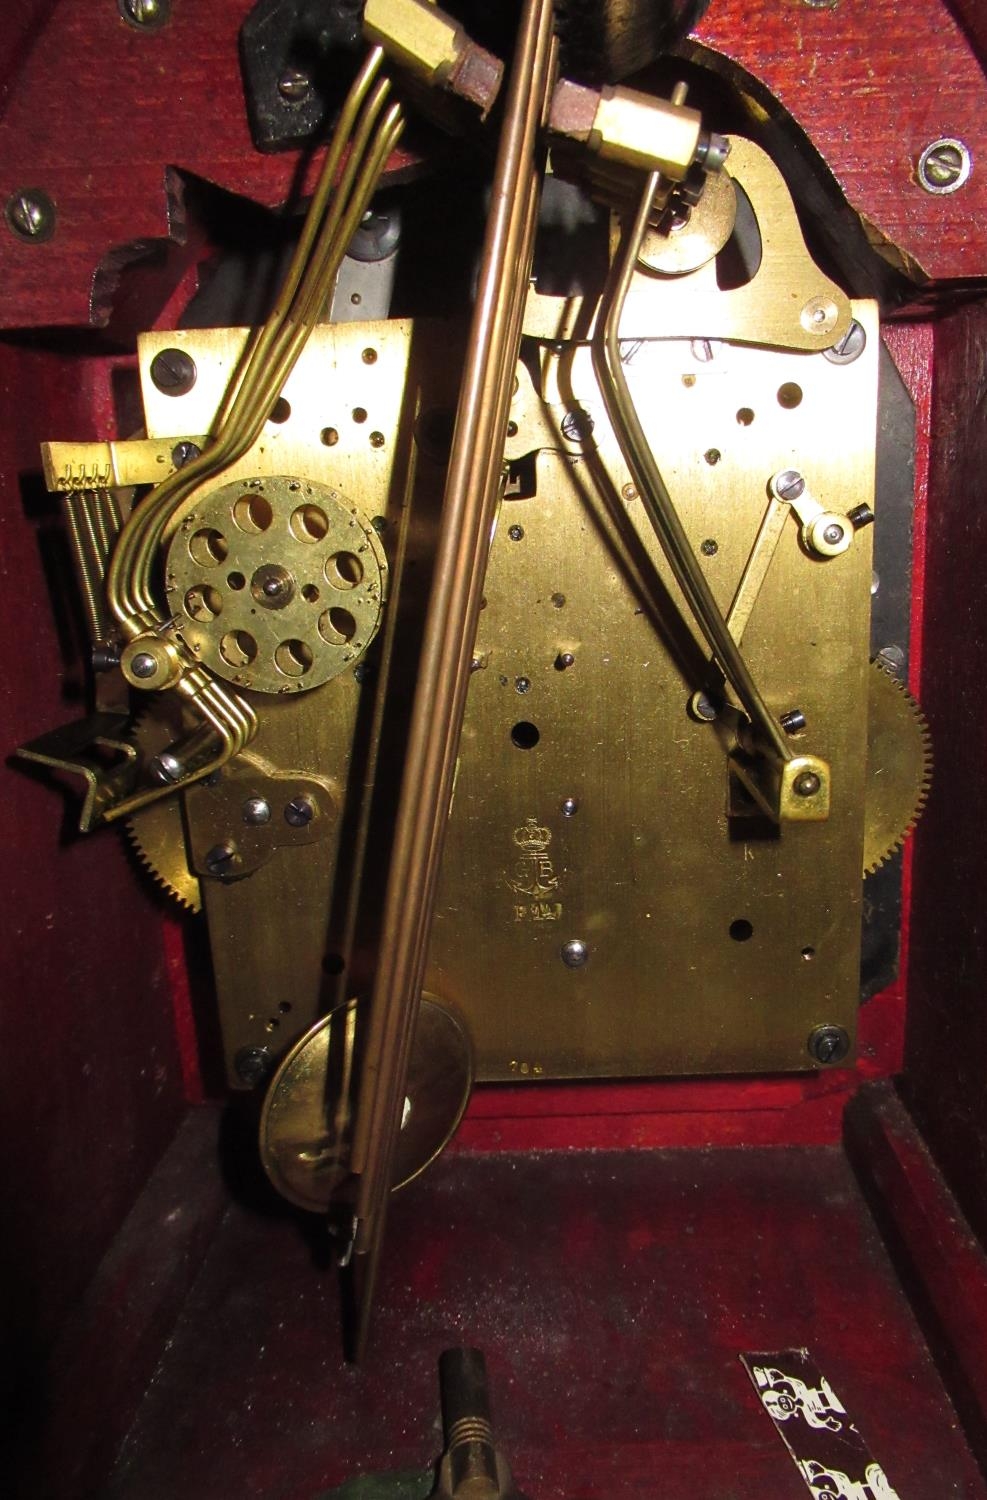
[[2, 0, 986, 328], [99, 1140, 986, 1499], [0, 0, 422, 329], [0, 335, 186, 1370], [694, 0, 987, 281], [845, 1081, 987, 1471], [905, 298, 987, 1251]]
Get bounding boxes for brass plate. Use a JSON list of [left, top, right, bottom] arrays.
[[130, 320, 457, 1084], [524, 136, 852, 349], [259, 995, 472, 1211], [431, 303, 879, 1078], [127, 307, 879, 1082]]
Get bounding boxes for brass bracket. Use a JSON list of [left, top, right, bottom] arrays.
[[41, 438, 208, 493], [16, 713, 138, 832], [730, 749, 831, 823]]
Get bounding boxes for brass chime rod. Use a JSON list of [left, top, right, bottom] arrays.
[[347, 0, 557, 1354], [591, 169, 792, 767]]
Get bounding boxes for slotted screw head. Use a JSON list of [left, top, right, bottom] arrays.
[[5, 188, 55, 242], [808, 1025, 850, 1065], [150, 347, 196, 396], [774, 469, 806, 502], [823, 319, 867, 365], [917, 138, 972, 195], [284, 795, 315, 827], [171, 440, 200, 468], [278, 67, 312, 103], [205, 841, 239, 877], [119, 0, 171, 28], [561, 408, 594, 444]]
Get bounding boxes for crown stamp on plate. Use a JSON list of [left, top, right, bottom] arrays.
[[513, 817, 552, 852]]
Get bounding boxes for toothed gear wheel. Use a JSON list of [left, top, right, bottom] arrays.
[[125, 710, 202, 913], [863, 659, 932, 877]]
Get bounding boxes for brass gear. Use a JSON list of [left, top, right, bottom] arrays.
[[124, 709, 202, 913], [863, 659, 932, 876], [164, 474, 387, 697]]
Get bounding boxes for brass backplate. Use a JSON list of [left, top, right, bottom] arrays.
[[125, 297, 877, 1083], [429, 310, 877, 1078]]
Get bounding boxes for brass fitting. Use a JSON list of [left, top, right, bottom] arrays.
[[364, 0, 464, 84], [550, 79, 722, 181], [120, 635, 183, 691], [364, 0, 503, 115]]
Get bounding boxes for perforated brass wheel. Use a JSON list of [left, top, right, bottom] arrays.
[[165, 474, 387, 695]]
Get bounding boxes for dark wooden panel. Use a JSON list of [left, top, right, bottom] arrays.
[[0, 335, 187, 1413], [15, 1109, 227, 1500], [905, 297, 987, 1248], [102, 1144, 985, 1498], [846, 1081, 987, 1474]]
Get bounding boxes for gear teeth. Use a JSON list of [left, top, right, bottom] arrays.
[[125, 815, 201, 912], [121, 707, 203, 913], [863, 661, 933, 876]]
